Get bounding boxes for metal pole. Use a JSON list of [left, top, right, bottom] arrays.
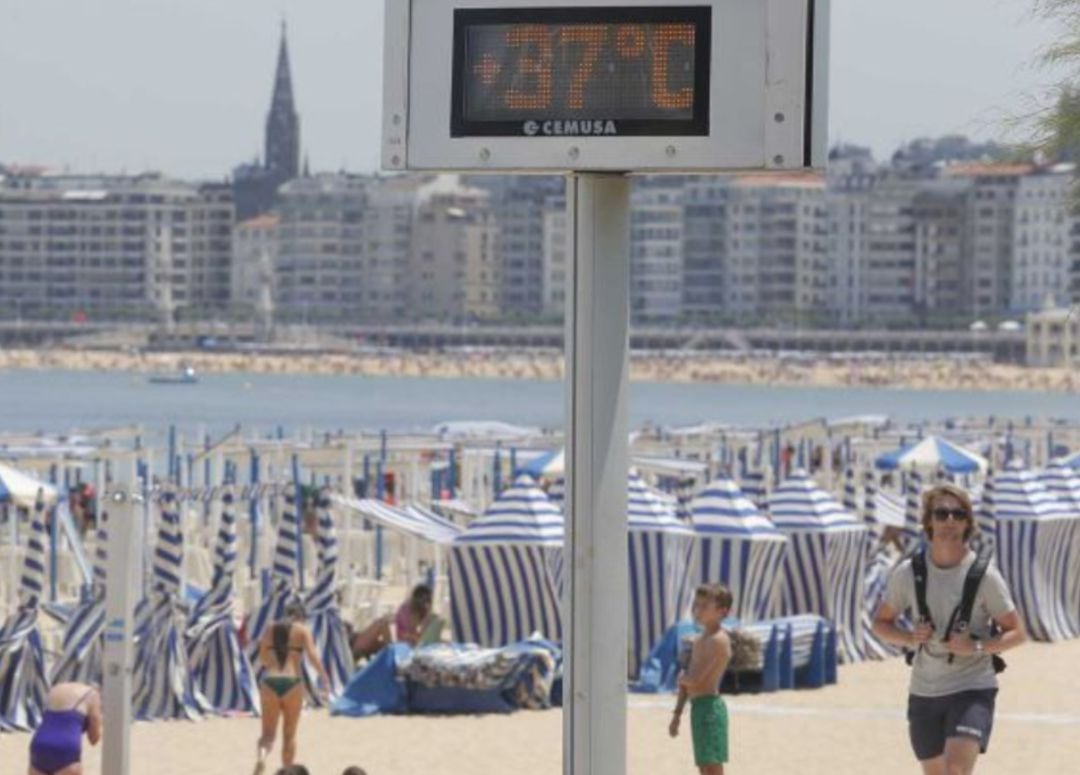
[[563, 172, 629, 775], [101, 475, 141, 775]]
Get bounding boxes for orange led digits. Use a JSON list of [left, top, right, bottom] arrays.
[[504, 25, 553, 110], [560, 24, 607, 109], [615, 24, 646, 58], [650, 23, 695, 110]]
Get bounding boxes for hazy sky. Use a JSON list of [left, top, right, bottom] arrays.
[[0, 0, 1067, 178]]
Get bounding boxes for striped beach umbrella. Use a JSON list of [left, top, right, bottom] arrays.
[[862, 469, 878, 528], [992, 465, 1080, 642], [52, 510, 109, 686], [627, 472, 695, 679], [187, 490, 259, 715], [769, 471, 868, 663], [0, 495, 50, 730], [449, 474, 563, 646], [246, 491, 302, 670], [304, 493, 352, 703], [690, 477, 787, 624], [875, 436, 988, 474], [132, 491, 203, 720]]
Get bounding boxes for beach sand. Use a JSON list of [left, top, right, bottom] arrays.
[[3, 638, 1077, 774]]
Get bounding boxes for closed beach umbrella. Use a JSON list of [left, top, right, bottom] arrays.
[[627, 472, 695, 679], [0, 495, 50, 730], [132, 491, 202, 720], [52, 510, 109, 686], [690, 477, 786, 624], [304, 493, 352, 702], [187, 490, 259, 715], [769, 471, 868, 663], [247, 491, 302, 669], [992, 465, 1080, 642], [449, 474, 563, 646]]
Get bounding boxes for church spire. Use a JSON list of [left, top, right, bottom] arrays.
[[265, 19, 300, 180]]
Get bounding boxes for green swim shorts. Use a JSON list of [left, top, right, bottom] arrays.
[[690, 694, 729, 767]]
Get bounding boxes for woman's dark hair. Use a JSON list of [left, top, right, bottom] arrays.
[[274, 766, 311, 775], [409, 584, 433, 616], [342, 768, 368, 775], [284, 599, 307, 621]]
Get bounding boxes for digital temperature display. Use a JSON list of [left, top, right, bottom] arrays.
[[451, 6, 711, 137]]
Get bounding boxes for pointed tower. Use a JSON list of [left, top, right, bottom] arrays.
[[265, 20, 300, 181]]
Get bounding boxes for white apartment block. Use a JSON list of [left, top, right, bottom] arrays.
[[0, 172, 232, 322], [1012, 166, 1075, 313], [541, 199, 568, 318], [630, 177, 685, 322], [409, 179, 499, 321]]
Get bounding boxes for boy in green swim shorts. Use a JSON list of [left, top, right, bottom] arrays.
[[669, 584, 733, 774]]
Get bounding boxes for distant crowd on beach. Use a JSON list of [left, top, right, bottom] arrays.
[[3, 346, 1080, 393]]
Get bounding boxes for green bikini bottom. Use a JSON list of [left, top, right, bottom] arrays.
[[262, 676, 301, 698]]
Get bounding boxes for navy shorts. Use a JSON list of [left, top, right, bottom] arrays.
[[907, 689, 997, 760]]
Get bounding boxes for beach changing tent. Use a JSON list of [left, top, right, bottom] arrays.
[[449, 475, 563, 647], [186, 490, 259, 715], [689, 478, 786, 624], [132, 492, 203, 720], [627, 472, 695, 679], [769, 471, 868, 663], [304, 494, 353, 701], [992, 465, 1080, 642], [875, 436, 987, 474], [0, 497, 50, 730]]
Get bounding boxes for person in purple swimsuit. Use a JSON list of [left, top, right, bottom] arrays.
[[28, 682, 102, 775]]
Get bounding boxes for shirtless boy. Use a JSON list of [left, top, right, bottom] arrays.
[[669, 584, 733, 774]]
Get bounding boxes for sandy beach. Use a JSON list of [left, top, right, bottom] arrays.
[[3, 638, 1077, 774], [2, 347, 1080, 394]]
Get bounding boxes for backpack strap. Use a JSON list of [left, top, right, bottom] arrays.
[[942, 545, 993, 662], [910, 550, 932, 626]]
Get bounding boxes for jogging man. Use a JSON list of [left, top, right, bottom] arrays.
[[872, 482, 1025, 775]]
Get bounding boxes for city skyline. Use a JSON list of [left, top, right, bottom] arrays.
[[0, 0, 1066, 179]]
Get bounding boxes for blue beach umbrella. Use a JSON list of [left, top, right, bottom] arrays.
[[875, 436, 987, 474]]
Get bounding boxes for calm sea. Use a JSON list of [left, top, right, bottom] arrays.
[[0, 368, 1077, 437]]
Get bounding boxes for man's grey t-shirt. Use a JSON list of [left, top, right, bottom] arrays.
[[883, 549, 1015, 698]]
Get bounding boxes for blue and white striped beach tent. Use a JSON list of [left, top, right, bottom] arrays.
[[0, 496, 50, 730], [992, 465, 1080, 642], [1059, 450, 1080, 470], [627, 472, 695, 678], [132, 492, 203, 720], [769, 471, 868, 663], [246, 492, 303, 670], [876, 436, 988, 474], [1040, 461, 1080, 511], [902, 470, 926, 545], [449, 474, 563, 647], [52, 510, 109, 686], [739, 469, 770, 512], [689, 477, 786, 625], [186, 490, 259, 715], [304, 494, 352, 703]]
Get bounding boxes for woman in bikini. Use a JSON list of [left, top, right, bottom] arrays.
[[255, 600, 330, 774], [28, 682, 102, 775]]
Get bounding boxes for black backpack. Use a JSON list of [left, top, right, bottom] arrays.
[[905, 546, 1006, 673]]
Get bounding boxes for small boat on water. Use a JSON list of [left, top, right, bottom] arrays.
[[148, 365, 199, 385]]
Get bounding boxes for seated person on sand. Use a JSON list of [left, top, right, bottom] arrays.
[[350, 583, 445, 661]]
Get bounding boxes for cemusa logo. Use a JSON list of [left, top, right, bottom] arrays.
[[522, 120, 618, 137]]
